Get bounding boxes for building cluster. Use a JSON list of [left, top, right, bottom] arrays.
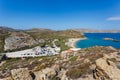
[[5, 46, 61, 58]]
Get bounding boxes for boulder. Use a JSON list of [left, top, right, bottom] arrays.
[[11, 68, 33, 80], [77, 75, 94, 80], [34, 68, 56, 80], [59, 69, 69, 80], [0, 77, 12, 80], [93, 54, 120, 80]]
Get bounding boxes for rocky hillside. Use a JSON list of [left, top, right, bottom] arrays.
[[4, 32, 37, 51], [0, 27, 38, 52], [0, 27, 16, 52], [1, 46, 120, 80], [25, 28, 54, 33], [55, 30, 84, 38], [25, 29, 84, 51], [25, 29, 83, 40]]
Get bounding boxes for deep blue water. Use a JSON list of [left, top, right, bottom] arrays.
[[76, 33, 120, 49]]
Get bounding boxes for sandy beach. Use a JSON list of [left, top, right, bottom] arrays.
[[66, 37, 87, 48]]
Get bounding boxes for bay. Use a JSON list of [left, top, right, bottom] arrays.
[[76, 33, 120, 49]]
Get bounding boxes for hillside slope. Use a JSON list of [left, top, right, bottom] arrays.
[[4, 32, 37, 51], [0, 27, 84, 52], [0, 27, 16, 52]]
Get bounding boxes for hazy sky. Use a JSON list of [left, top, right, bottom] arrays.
[[0, 0, 120, 30]]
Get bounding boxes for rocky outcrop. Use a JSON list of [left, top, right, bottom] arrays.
[[34, 68, 56, 80], [11, 68, 33, 80], [34, 64, 70, 80], [4, 32, 37, 50], [93, 54, 120, 80], [0, 77, 12, 80]]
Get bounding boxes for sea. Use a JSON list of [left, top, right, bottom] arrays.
[[75, 33, 120, 49]]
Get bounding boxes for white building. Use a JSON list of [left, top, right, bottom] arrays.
[[69, 48, 81, 51], [5, 46, 60, 58]]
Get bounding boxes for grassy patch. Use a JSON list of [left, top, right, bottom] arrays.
[[66, 68, 83, 79]]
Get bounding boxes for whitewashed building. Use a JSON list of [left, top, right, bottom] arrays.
[[5, 46, 60, 58]]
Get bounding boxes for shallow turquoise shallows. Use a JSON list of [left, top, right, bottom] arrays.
[[75, 33, 120, 49]]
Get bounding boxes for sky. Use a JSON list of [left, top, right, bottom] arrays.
[[0, 0, 120, 30]]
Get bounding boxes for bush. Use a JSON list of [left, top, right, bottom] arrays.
[[66, 62, 90, 79], [109, 58, 117, 63], [66, 68, 84, 79], [70, 56, 77, 61], [35, 64, 46, 71]]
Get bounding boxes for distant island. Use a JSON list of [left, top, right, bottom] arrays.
[[103, 38, 120, 42]]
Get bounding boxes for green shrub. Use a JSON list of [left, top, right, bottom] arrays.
[[66, 62, 90, 79], [109, 58, 117, 63], [66, 68, 84, 79], [70, 56, 77, 61], [35, 64, 46, 71]]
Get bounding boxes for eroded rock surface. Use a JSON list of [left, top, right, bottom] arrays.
[[11, 68, 33, 80], [4, 32, 37, 50], [34, 68, 56, 80], [93, 54, 120, 80]]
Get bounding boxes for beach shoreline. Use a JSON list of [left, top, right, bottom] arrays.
[[67, 37, 87, 48]]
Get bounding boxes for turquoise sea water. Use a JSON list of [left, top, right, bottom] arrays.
[[76, 33, 120, 49]]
